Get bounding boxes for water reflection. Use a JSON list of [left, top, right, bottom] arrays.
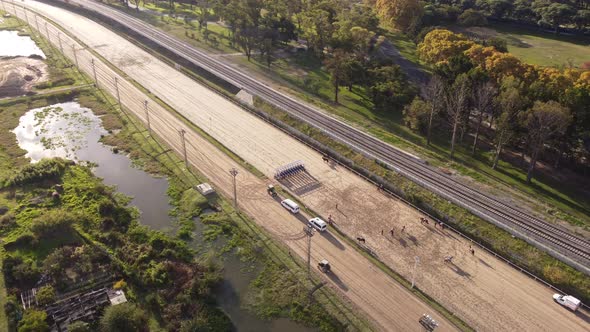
[[12, 101, 171, 229], [0, 30, 45, 58]]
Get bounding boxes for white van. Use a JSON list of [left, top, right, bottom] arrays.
[[308, 217, 327, 232], [281, 199, 300, 214]]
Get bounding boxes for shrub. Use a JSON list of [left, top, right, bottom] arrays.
[[36, 285, 56, 306], [18, 309, 49, 332], [67, 321, 90, 332], [30, 209, 75, 239], [6, 158, 69, 188], [99, 303, 148, 332]]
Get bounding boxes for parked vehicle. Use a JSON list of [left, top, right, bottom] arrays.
[[318, 259, 331, 273], [553, 294, 581, 311], [280, 199, 299, 214], [308, 217, 327, 232], [267, 184, 277, 197]]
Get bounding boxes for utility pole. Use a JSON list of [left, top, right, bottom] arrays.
[[144, 100, 151, 134], [34, 15, 40, 36], [72, 44, 79, 70], [57, 33, 63, 53], [229, 168, 239, 209], [179, 129, 188, 167], [114, 77, 121, 106], [304, 225, 315, 278], [411, 256, 420, 289], [44, 22, 50, 41], [23, 7, 29, 25], [91, 58, 98, 84]]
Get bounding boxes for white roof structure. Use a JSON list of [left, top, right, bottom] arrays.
[[196, 183, 215, 195]]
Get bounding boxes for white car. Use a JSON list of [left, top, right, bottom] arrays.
[[308, 217, 327, 232]]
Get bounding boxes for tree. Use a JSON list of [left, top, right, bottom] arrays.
[[574, 10, 590, 30], [36, 285, 56, 306], [521, 101, 572, 182], [422, 75, 445, 145], [376, 0, 424, 33], [297, 8, 334, 56], [368, 65, 417, 111], [418, 29, 475, 65], [492, 76, 526, 169], [536, 3, 576, 34], [471, 81, 496, 155], [18, 310, 49, 332], [403, 97, 431, 133], [458, 9, 487, 26], [445, 74, 471, 159], [324, 49, 353, 103], [100, 303, 149, 332]]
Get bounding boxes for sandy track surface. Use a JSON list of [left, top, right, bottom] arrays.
[[0, 56, 47, 97], [6, 2, 458, 331], [15, 1, 590, 331]]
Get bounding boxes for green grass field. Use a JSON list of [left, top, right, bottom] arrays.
[[464, 24, 590, 67]]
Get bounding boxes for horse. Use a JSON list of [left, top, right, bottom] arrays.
[[322, 155, 330, 163], [356, 237, 366, 243]]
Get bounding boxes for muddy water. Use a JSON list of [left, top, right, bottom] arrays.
[[0, 30, 45, 58], [13, 102, 314, 331]]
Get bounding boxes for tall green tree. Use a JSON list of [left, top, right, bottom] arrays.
[[521, 100, 572, 183], [492, 76, 527, 169], [471, 81, 496, 155], [445, 74, 471, 159], [422, 75, 445, 145], [324, 49, 354, 103]]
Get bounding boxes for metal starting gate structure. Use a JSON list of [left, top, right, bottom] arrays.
[[274, 160, 305, 180]]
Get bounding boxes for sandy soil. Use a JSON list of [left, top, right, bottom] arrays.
[[0, 56, 47, 97], [15, 1, 590, 331]]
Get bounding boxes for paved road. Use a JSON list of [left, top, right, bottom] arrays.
[[54, 0, 590, 273]]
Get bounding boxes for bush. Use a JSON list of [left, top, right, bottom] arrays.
[[487, 37, 508, 52], [99, 303, 148, 332], [6, 158, 69, 188], [30, 209, 75, 239], [18, 309, 49, 332], [36, 285, 56, 306]]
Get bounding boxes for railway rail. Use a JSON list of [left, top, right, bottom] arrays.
[[56, 0, 590, 273]]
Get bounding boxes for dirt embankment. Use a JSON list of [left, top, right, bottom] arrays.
[[0, 56, 48, 98]]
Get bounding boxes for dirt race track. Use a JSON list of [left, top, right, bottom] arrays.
[[14, 1, 590, 331]]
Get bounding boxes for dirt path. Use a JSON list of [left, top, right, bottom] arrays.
[[16, 1, 590, 331], [0, 56, 47, 98]]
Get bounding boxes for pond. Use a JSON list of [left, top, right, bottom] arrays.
[[13, 101, 314, 331], [0, 30, 45, 58]]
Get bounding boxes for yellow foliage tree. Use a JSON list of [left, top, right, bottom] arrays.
[[484, 52, 527, 81], [464, 44, 496, 69], [376, 0, 423, 32], [418, 29, 475, 65]]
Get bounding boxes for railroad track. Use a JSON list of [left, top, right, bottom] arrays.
[[59, 0, 590, 271]]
